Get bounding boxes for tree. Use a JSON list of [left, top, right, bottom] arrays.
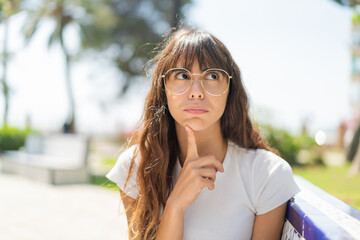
[[348, 121, 360, 175], [23, 0, 83, 133], [0, 0, 22, 128], [22, 0, 192, 132], [332, 0, 360, 7], [78, 0, 192, 95], [331, 0, 360, 175]]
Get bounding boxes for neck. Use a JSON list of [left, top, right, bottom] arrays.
[[176, 122, 228, 168]]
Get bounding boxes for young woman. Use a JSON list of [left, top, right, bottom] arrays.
[[107, 28, 300, 240]]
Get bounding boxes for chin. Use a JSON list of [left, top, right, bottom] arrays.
[[182, 119, 209, 132]]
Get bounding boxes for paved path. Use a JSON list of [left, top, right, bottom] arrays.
[[0, 173, 128, 240]]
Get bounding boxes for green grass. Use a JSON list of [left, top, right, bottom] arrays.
[[90, 155, 119, 192], [91, 175, 118, 191], [102, 157, 117, 167], [293, 164, 360, 210]]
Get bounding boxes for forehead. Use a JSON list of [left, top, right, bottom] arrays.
[[175, 58, 201, 71], [162, 33, 231, 73], [173, 56, 216, 72]]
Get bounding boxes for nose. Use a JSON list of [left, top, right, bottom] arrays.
[[188, 78, 204, 99]]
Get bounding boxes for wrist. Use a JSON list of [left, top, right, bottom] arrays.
[[165, 198, 186, 215]]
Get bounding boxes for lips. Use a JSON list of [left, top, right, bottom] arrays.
[[184, 106, 208, 114]]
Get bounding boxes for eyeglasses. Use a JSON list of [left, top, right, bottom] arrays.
[[162, 68, 232, 96]]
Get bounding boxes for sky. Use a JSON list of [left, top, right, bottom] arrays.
[[187, 0, 354, 136], [0, 0, 355, 140]]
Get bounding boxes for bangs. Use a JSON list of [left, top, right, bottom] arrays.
[[164, 30, 230, 72]]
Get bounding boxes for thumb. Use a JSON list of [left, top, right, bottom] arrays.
[[185, 125, 199, 162]]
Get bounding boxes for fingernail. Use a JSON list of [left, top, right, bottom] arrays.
[[185, 125, 189, 133]]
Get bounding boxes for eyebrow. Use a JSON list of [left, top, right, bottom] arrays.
[[172, 66, 213, 72]]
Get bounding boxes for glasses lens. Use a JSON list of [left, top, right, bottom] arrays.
[[202, 69, 229, 95], [164, 69, 191, 94], [164, 68, 230, 95]]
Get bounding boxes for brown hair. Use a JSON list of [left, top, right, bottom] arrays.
[[123, 28, 275, 239]]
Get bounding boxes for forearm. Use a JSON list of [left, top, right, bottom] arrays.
[[156, 201, 185, 240]]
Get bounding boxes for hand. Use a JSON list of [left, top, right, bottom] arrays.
[[166, 125, 224, 212]]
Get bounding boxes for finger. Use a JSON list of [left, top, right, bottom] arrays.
[[185, 125, 199, 162], [197, 168, 217, 181], [201, 178, 215, 191]]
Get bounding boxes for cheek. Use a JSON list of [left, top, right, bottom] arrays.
[[166, 94, 181, 119], [216, 95, 228, 116]]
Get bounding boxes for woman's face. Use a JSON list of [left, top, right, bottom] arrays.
[[165, 59, 229, 132]]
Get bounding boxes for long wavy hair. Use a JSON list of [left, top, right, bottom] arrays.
[[123, 28, 275, 239]]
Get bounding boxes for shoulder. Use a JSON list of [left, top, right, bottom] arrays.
[[228, 141, 300, 214], [118, 144, 139, 159], [254, 149, 292, 174], [106, 144, 141, 199], [109, 144, 141, 175], [117, 144, 140, 165], [228, 141, 292, 175]]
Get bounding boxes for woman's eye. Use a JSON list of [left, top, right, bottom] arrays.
[[206, 73, 218, 80], [176, 73, 190, 80]]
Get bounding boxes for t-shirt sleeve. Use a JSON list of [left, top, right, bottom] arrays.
[[253, 150, 301, 215], [106, 145, 139, 199]]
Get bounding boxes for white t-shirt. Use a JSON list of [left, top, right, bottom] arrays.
[[106, 140, 301, 240]]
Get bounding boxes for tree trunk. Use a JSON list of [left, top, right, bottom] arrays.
[[349, 142, 360, 176], [172, 0, 181, 28], [347, 121, 360, 161], [60, 30, 76, 133], [348, 121, 360, 175], [1, 17, 10, 128]]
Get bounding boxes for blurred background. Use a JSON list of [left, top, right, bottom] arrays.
[[0, 0, 360, 239]]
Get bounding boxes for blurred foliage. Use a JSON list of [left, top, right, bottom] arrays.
[[77, 0, 193, 95], [332, 0, 359, 7], [91, 175, 118, 191], [13, 0, 192, 131], [336, 1, 360, 23], [353, 10, 360, 24], [0, 126, 37, 152], [22, 0, 85, 132], [353, 14, 360, 24], [0, 0, 23, 128], [23, 0, 76, 47], [20, 0, 192, 95], [0, 0, 22, 19], [102, 156, 117, 166], [347, 120, 360, 161], [260, 124, 319, 165]]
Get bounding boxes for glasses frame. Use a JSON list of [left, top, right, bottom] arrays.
[[161, 68, 232, 96]]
